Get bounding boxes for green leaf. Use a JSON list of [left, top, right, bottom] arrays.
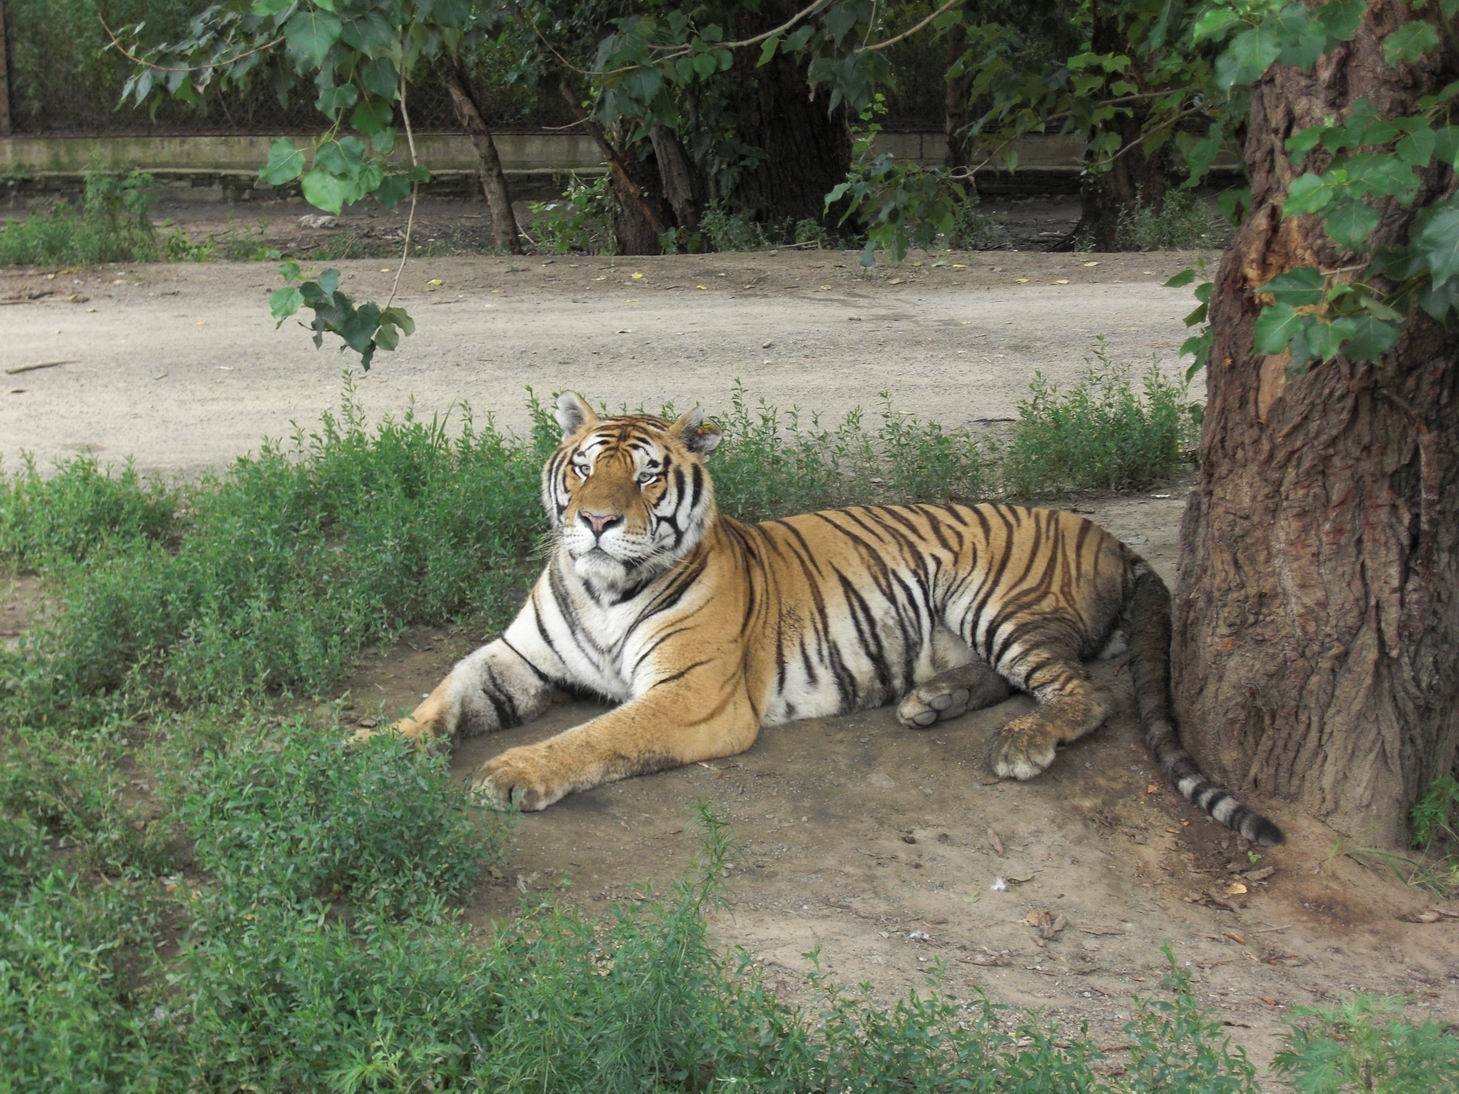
[[301, 169, 351, 214], [1215, 24, 1282, 91], [315, 81, 358, 117], [1414, 201, 1459, 287], [1283, 173, 1333, 216], [407, 164, 432, 183], [284, 9, 343, 68], [1253, 302, 1303, 353], [691, 51, 717, 80], [269, 285, 303, 322], [1344, 154, 1419, 202], [1383, 21, 1440, 64], [1342, 314, 1398, 360], [1315, 0, 1364, 42], [351, 98, 393, 136], [1264, 267, 1325, 307], [1276, 4, 1327, 69], [1164, 269, 1196, 288], [1322, 200, 1380, 249], [1304, 319, 1347, 360], [1285, 125, 1325, 164], [317, 269, 341, 298], [1396, 124, 1436, 168], [360, 57, 398, 99], [259, 138, 305, 185], [373, 175, 410, 209], [1191, 9, 1240, 43], [252, 0, 294, 14], [278, 259, 301, 282], [758, 36, 779, 67], [1433, 126, 1459, 168], [1418, 275, 1459, 321]]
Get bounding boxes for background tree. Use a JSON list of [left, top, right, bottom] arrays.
[[1175, 0, 1458, 848]]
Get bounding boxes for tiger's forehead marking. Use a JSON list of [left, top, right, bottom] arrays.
[[574, 418, 675, 465]]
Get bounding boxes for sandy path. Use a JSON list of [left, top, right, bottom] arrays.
[[2, 250, 1201, 476]]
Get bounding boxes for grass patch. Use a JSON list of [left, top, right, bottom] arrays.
[[170, 721, 503, 917], [0, 171, 211, 267], [1275, 995, 1459, 1092], [1002, 340, 1199, 496], [1113, 188, 1223, 251]]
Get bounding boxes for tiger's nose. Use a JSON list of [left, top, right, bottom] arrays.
[[579, 510, 622, 537]]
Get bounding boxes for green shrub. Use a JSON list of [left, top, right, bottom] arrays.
[[529, 173, 617, 255], [1411, 774, 1459, 849], [0, 171, 208, 267], [0, 726, 174, 877], [1274, 995, 1459, 1093], [0, 872, 175, 1090], [0, 453, 177, 568], [1124, 947, 1258, 1091], [945, 192, 1012, 250], [700, 202, 769, 252], [1113, 188, 1221, 251], [1002, 343, 1198, 496], [170, 719, 506, 916]]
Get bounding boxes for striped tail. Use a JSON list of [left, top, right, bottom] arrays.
[[1124, 560, 1284, 847]]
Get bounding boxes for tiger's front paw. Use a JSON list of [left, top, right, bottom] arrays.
[[348, 714, 442, 748], [469, 746, 567, 812], [989, 714, 1056, 781]]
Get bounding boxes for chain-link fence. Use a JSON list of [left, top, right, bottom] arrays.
[[1, 1, 941, 137]]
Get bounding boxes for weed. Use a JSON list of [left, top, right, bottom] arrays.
[[1002, 340, 1198, 496], [1411, 773, 1459, 849], [169, 719, 506, 916], [1125, 946, 1258, 1091], [792, 216, 834, 248], [529, 173, 617, 256], [0, 170, 206, 267], [1274, 995, 1459, 1093], [1114, 188, 1222, 251], [700, 203, 769, 252], [945, 191, 1012, 251]]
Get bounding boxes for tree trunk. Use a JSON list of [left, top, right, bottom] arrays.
[[444, 66, 522, 255], [721, 0, 853, 225], [650, 123, 705, 240], [557, 80, 675, 255], [943, 12, 973, 176], [1174, 0, 1459, 849], [1066, 1, 1170, 249]]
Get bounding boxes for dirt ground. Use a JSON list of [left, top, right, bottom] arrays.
[[3, 203, 1456, 1076]]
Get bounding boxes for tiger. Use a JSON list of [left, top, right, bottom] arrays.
[[370, 391, 1283, 847]]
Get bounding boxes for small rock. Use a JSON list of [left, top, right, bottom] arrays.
[[298, 213, 338, 229]]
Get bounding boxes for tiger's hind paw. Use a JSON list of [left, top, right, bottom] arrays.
[[989, 715, 1057, 781], [896, 684, 973, 729]]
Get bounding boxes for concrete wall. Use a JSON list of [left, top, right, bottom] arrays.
[[0, 130, 1103, 181]]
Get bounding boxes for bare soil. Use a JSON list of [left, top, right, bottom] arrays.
[[2, 212, 1455, 1074]]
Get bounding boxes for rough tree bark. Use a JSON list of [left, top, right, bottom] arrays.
[[557, 80, 675, 255], [444, 65, 522, 254], [722, 0, 853, 224], [1067, 0, 1171, 249], [1175, 0, 1459, 848]]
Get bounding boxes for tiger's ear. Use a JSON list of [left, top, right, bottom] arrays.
[[554, 391, 597, 438], [671, 406, 722, 458]]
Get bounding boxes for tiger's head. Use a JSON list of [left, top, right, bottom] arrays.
[[543, 392, 722, 588]]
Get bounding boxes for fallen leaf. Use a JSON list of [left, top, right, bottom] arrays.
[[631, 272, 644, 280], [1053, 278, 1071, 285], [695, 284, 707, 290], [1399, 909, 1443, 924], [951, 263, 967, 269], [1224, 880, 1249, 896], [1014, 277, 1030, 284], [1024, 909, 1068, 940], [426, 278, 443, 287], [1261, 996, 1279, 1007], [987, 828, 1005, 856], [1225, 931, 1247, 945], [1243, 866, 1276, 882], [1082, 260, 1100, 267]]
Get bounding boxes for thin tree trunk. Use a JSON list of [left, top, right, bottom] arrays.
[[557, 80, 675, 255], [650, 123, 704, 240], [1065, 1, 1169, 249], [444, 66, 522, 254], [1175, 0, 1459, 848]]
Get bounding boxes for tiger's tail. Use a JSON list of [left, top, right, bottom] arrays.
[[1124, 558, 1284, 847]]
